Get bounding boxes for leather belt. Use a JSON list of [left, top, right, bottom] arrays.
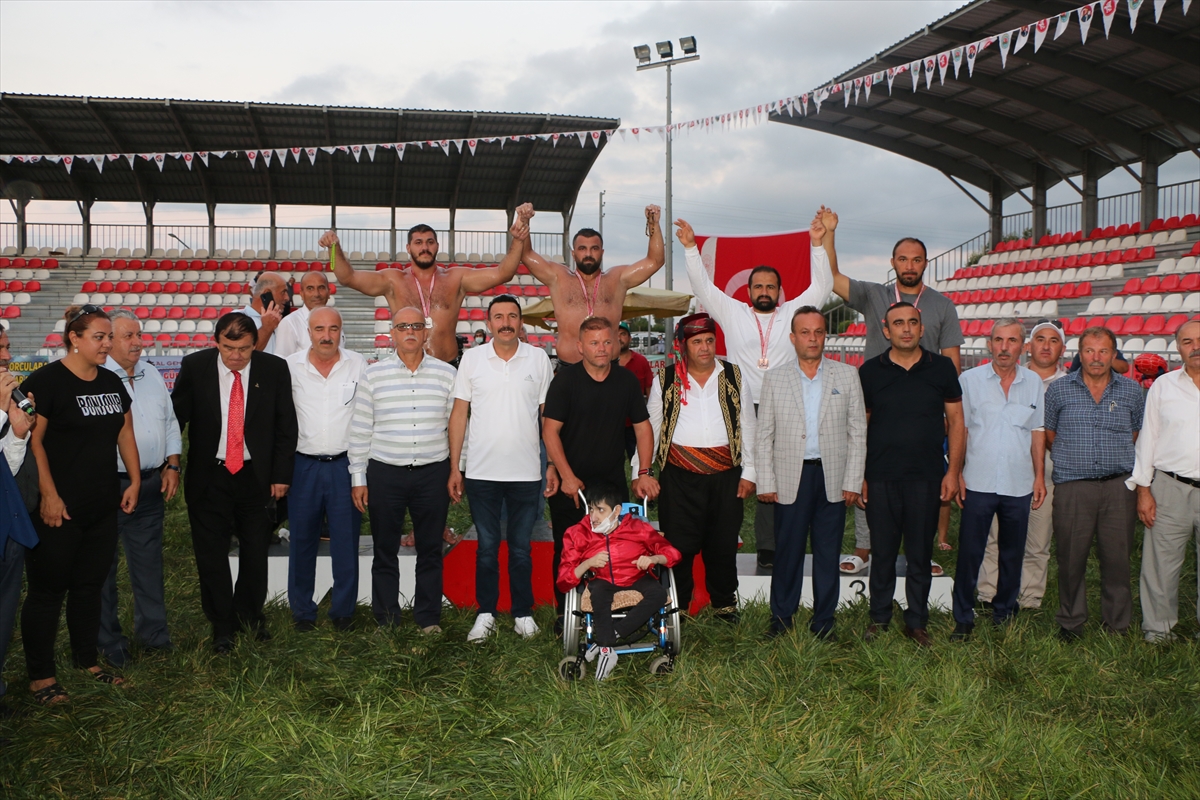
[[803, 459, 823, 465], [1080, 472, 1130, 482], [215, 458, 251, 468], [119, 463, 165, 480], [1161, 470, 1200, 489], [299, 452, 348, 462]]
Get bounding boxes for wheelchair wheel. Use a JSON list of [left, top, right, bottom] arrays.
[[649, 655, 673, 675], [662, 567, 683, 655], [562, 587, 583, 657], [558, 657, 586, 682]]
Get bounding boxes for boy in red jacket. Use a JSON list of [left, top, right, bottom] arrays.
[[556, 483, 682, 680]]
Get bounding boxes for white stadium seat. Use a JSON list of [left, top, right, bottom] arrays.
[[104, 270, 120, 281], [1168, 229, 1187, 244], [1135, 234, 1153, 247], [198, 321, 215, 334], [1041, 300, 1057, 315], [195, 249, 209, 259], [168, 270, 184, 282], [53, 320, 66, 333], [72, 293, 89, 304], [0, 293, 12, 305], [375, 296, 389, 308], [1145, 337, 1168, 352], [161, 321, 179, 333], [1014, 302, 1028, 316], [1048, 269, 1062, 284], [1183, 294, 1200, 312], [374, 321, 390, 334], [1103, 297, 1124, 313], [1121, 296, 1142, 313], [14, 293, 31, 305], [117, 248, 132, 258], [1123, 338, 1145, 354], [1027, 301, 1043, 316], [179, 321, 197, 333], [1065, 243, 1080, 256], [1151, 231, 1169, 246], [1161, 294, 1183, 312], [89, 293, 106, 304], [1154, 259, 1176, 274], [1105, 264, 1124, 279], [1061, 268, 1077, 282], [1141, 295, 1162, 313], [1177, 256, 1197, 273]]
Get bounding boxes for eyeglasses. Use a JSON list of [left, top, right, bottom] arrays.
[[68, 304, 104, 323], [119, 371, 145, 383], [393, 322, 427, 332]]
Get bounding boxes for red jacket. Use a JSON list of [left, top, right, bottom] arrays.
[[556, 514, 682, 594]]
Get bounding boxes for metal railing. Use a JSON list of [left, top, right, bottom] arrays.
[[0, 222, 562, 261]]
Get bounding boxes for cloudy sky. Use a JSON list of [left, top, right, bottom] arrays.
[[2, 0, 1195, 290]]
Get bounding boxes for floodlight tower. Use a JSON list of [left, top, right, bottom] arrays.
[[634, 36, 698, 298]]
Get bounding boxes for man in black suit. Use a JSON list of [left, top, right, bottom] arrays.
[[173, 312, 298, 652]]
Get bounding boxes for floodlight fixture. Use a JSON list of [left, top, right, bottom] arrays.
[[656, 40, 673, 59], [680, 36, 697, 55], [634, 44, 652, 63]]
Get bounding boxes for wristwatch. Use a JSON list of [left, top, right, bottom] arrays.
[[164, 464, 181, 473]]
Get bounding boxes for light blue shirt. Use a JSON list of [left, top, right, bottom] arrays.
[[796, 361, 824, 460], [105, 356, 182, 473], [960, 363, 1045, 497]]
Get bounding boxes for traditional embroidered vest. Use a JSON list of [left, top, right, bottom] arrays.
[[654, 360, 744, 471]]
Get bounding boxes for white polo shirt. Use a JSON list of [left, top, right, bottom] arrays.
[[453, 339, 552, 482]]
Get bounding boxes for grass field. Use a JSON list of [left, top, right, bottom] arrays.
[[1, 487, 1198, 798]]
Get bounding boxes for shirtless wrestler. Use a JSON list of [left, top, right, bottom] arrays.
[[517, 204, 665, 365], [319, 214, 529, 365]]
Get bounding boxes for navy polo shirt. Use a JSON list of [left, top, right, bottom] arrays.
[[859, 347, 962, 482]]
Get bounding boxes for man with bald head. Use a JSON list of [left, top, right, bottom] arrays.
[[242, 272, 292, 354], [286, 307, 367, 631], [350, 307, 457, 633], [275, 271, 342, 359]]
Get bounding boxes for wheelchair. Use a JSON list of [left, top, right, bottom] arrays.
[[557, 502, 683, 681]]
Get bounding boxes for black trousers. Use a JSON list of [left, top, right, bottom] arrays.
[[187, 464, 273, 640], [865, 479, 941, 630], [587, 574, 667, 646], [367, 459, 450, 628], [23, 509, 119, 680], [548, 479, 628, 615], [659, 464, 743, 611]]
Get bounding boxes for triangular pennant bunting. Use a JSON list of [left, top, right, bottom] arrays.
[[305, 147, 318, 165], [1033, 17, 1050, 51], [966, 41, 979, 76], [247, 150, 258, 167], [183, 152, 194, 170], [261, 149, 273, 168], [937, 51, 950, 85], [1079, 3, 1096, 42], [1153, 0, 1166, 19], [1014, 25, 1031, 54], [93, 155, 104, 173], [350, 144, 362, 162], [910, 60, 922, 91], [924, 56, 936, 89], [1101, 0, 1118, 37], [467, 139, 477, 155], [395, 143, 405, 161], [951, 46, 963, 78], [153, 153, 166, 172], [1128, 0, 1145, 30], [1055, 11, 1073, 37], [275, 148, 288, 165], [62, 155, 73, 174], [365, 143, 376, 161], [999, 30, 1013, 68]]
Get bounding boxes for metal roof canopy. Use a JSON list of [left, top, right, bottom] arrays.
[[0, 94, 618, 253], [770, 0, 1199, 242]]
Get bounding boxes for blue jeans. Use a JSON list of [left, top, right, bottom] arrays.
[[954, 490, 1031, 625], [288, 454, 362, 623], [99, 472, 172, 659], [466, 478, 541, 617], [0, 536, 26, 699], [771, 463, 844, 634]]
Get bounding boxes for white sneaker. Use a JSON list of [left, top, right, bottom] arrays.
[[466, 613, 496, 642], [584, 643, 601, 662], [594, 646, 618, 681], [513, 616, 539, 639]]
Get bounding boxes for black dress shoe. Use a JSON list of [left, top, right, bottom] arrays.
[[294, 620, 317, 633], [757, 550, 775, 570], [213, 637, 235, 655], [766, 618, 791, 639], [903, 626, 933, 647], [714, 607, 741, 625], [950, 622, 973, 642], [331, 617, 355, 632], [1057, 627, 1081, 642]]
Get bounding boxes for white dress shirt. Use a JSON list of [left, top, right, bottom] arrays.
[[215, 359, 252, 461], [105, 356, 182, 473], [1127, 368, 1200, 489], [0, 408, 28, 476], [684, 244, 833, 400], [239, 304, 276, 354], [286, 347, 366, 456], [647, 363, 757, 484]]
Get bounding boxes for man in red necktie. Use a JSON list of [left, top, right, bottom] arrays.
[[172, 312, 298, 653]]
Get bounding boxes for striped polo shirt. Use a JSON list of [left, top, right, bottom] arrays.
[[349, 353, 457, 487]]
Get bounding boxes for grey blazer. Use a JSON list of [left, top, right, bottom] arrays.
[[756, 358, 867, 505]]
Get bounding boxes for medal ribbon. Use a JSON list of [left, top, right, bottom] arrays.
[[754, 310, 777, 368], [576, 269, 598, 317], [894, 280, 925, 309], [413, 269, 436, 320]]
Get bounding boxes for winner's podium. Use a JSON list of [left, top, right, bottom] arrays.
[[735, 553, 954, 610]]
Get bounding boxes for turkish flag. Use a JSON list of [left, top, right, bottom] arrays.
[[692, 229, 813, 354]]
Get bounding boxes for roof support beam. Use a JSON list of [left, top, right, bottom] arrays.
[[0, 95, 88, 202], [447, 114, 478, 220], [243, 103, 275, 210], [164, 99, 214, 209], [772, 113, 996, 190], [82, 97, 151, 209], [822, 104, 1037, 182], [389, 111, 404, 260], [869, 90, 1086, 169], [323, 108, 337, 229], [942, 172, 990, 214], [511, 117, 552, 210]]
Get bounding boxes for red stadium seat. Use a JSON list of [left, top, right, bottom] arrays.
[[1060, 284, 1078, 299], [202, 308, 220, 320], [219, 260, 234, 270], [266, 261, 279, 270], [97, 258, 112, 269], [375, 308, 390, 320], [374, 335, 392, 348], [469, 309, 486, 321], [113, 259, 127, 269], [1076, 253, 1093, 267], [280, 261, 294, 272], [1102, 225, 1117, 238], [1089, 227, 1104, 239], [980, 320, 995, 336], [980, 289, 995, 303], [185, 308, 201, 320], [1076, 282, 1092, 297], [210, 282, 226, 293], [251, 260, 264, 270], [1137, 246, 1155, 261], [966, 320, 983, 336], [1181, 273, 1200, 292], [1140, 276, 1162, 293], [1067, 318, 1088, 336], [1182, 213, 1199, 227], [43, 333, 62, 347], [174, 333, 192, 346], [179, 282, 195, 293], [99, 281, 115, 292], [144, 259, 159, 269], [45, 258, 58, 269], [1165, 314, 1194, 335], [134, 307, 150, 319], [140, 334, 153, 347], [116, 281, 131, 292], [458, 309, 469, 321], [132, 281, 147, 292], [1116, 223, 1131, 237], [1046, 285, 1062, 300], [1085, 316, 1105, 329], [155, 333, 171, 344], [1030, 285, 1046, 300], [1116, 278, 1141, 295], [294, 261, 309, 272], [329, 285, 337, 295], [151, 307, 167, 320], [194, 281, 211, 293], [148, 281, 163, 293], [1120, 316, 1145, 336], [1104, 316, 1124, 333], [167, 307, 184, 320], [1165, 216, 1182, 229], [235, 260, 250, 270], [1159, 274, 1182, 293], [27, 257, 42, 268], [3, 307, 21, 319], [1148, 218, 1166, 232]]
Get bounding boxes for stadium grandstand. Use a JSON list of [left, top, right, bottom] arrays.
[[0, 96, 617, 356], [773, 0, 1199, 378]]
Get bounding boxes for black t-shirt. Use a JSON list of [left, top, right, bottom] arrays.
[[858, 348, 962, 482], [543, 361, 649, 491], [22, 361, 131, 522]]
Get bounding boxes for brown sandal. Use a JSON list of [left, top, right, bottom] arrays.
[[32, 682, 70, 706], [87, 669, 125, 685]]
